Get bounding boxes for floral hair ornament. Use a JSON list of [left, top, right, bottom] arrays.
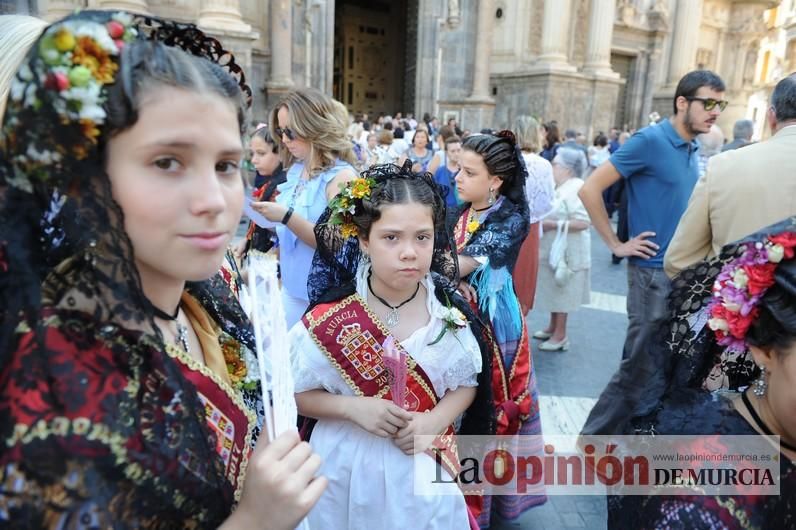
[[327, 176, 376, 239], [707, 231, 796, 351], [2, 13, 137, 192], [1, 11, 252, 194]]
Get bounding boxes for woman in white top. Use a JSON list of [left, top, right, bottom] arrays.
[[534, 146, 592, 351], [586, 132, 611, 177], [513, 115, 556, 314]]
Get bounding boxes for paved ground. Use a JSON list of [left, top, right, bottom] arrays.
[[489, 227, 628, 530]]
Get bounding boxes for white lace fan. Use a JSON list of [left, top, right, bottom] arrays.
[[246, 255, 312, 530], [245, 254, 298, 441]]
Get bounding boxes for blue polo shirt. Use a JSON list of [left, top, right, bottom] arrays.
[[610, 119, 699, 268]]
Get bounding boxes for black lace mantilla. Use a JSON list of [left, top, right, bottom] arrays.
[[0, 10, 257, 527], [451, 197, 530, 274]]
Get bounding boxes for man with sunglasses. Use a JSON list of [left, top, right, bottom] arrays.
[[665, 72, 796, 278], [578, 70, 726, 435]]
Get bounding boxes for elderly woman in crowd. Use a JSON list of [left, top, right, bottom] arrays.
[[534, 147, 591, 351]]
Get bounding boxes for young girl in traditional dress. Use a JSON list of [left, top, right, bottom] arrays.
[[452, 131, 547, 526], [0, 11, 324, 528], [289, 163, 495, 529]]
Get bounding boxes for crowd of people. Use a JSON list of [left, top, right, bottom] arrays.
[[0, 10, 794, 530]]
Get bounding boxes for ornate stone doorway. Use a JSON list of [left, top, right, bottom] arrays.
[[611, 53, 636, 130], [333, 0, 410, 116]]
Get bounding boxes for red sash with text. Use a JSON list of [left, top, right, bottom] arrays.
[[301, 294, 460, 481]]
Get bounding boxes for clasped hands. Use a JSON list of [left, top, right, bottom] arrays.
[[346, 396, 445, 455]]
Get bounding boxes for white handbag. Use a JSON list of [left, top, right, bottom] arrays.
[[548, 203, 572, 287]]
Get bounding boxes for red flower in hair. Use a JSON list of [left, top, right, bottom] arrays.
[[727, 306, 758, 339], [769, 232, 796, 259], [742, 263, 777, 296]]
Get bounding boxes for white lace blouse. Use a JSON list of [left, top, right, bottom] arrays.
[[522, 152, 556, 224], [289, 264, 482, 398]]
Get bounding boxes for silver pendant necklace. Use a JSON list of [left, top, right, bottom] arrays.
[[367, 273, 420, 329], [175, 321, 190, 353], [151, 303, 190, 353]]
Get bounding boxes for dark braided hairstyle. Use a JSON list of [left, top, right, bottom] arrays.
[[310, 162, 458, 304], [461, 130, 529, 216], [351, 168, 446, 240]]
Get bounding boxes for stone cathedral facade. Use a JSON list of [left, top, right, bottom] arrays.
[[16, 0, 796, 137]]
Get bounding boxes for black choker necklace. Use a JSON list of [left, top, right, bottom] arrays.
[[151, 304, 179, 321], [473, 205, 492, 212], [367, 274, 421, 328], [151, 302, 190, 353], [742, 391, 796, 453]]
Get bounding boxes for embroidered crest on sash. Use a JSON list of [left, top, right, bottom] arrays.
[[336, 322, 384, 381]]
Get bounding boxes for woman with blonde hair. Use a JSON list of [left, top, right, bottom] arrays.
[[513, 115, 555, 314], [252, 88, 357, 326], [0, 15, 48, 120]]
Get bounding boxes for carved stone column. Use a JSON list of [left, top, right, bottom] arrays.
[[470, 0, 495, 99], [461, 0, 496, 131], [665, 0, 703, 86], [535, 0, 575, 71], [195, 0, 257, 98], [198, 0, 251, 34], [583, 0, 619, 78], [41, 0, 84, 21], [266, 0, 294, 92]]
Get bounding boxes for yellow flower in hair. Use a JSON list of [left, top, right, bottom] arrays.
[[350, 178, 371, 199], [72, 36, 118, 84], [53, 28, 76, 52], [341, 222, 359, 239], [80, 119, 101, 144], [467, 220, 480, 234]]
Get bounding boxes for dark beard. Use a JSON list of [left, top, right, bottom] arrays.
[[683, 106, 705, 137]]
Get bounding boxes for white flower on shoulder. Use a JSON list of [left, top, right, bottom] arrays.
[[434, 305, 467, 327]]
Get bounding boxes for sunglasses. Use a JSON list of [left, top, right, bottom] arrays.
[[274, 126, 298, 141], [685, 96, 729, 112]]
